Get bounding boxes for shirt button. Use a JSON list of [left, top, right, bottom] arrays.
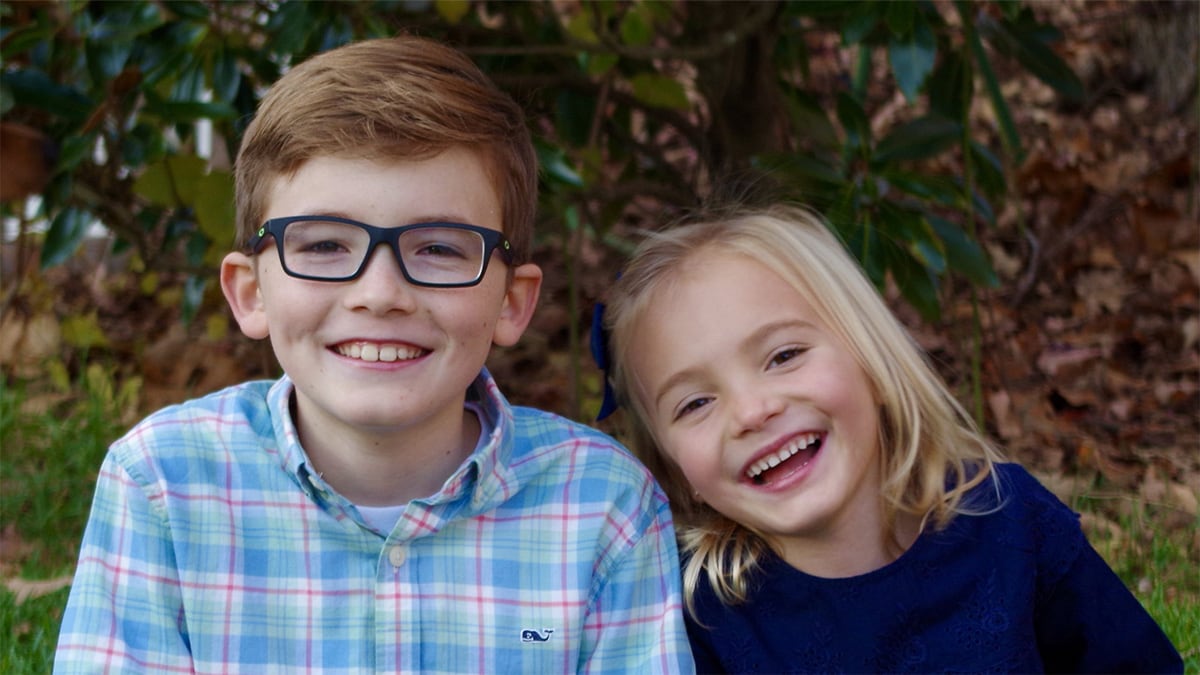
[[388, 545, 407, 568]]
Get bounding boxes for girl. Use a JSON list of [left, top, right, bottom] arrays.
[[602, 204, 1182, 673]]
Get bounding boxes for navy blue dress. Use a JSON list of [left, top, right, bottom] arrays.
[[686, 463, 1183, 673]]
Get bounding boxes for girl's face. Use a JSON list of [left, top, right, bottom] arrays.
[[627, 250, 887, 576]]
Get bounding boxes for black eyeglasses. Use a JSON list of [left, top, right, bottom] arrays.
[[247, 216, 514, 287]]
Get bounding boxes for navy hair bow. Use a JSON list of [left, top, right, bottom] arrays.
[[590, 302, 620, 421]]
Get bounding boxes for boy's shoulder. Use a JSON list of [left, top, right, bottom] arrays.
[[501, 404, 663, 499], [112, 379, 281, 462]]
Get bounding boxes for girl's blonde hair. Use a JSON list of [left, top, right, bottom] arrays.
[[604, 204, 1001, 616]]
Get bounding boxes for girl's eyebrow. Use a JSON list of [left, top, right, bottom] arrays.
[[650, 318, 815, 409]]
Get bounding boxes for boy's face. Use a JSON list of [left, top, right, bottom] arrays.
[[221, 148, 541, 449]]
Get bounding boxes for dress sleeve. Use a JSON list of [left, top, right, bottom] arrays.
[[577, 491, 695, 675], [1024, 472, 1183, 673], [54, 447, 192, 674]]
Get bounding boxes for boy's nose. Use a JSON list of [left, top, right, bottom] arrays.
[[344, 244, 417, 313]]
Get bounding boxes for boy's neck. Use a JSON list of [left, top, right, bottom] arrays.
[[297, 405, 483, 507]]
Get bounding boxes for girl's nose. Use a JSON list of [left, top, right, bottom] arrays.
[[343, 244, 418, 314], [730, 385, 784, 436]]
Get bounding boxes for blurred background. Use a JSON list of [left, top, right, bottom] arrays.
[[1, 0, 1197, 669]]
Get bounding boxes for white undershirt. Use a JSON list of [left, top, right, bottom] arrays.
[[354, 404, 487, 534]]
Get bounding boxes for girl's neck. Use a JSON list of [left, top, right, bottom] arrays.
[[775, 511, 923, 579]]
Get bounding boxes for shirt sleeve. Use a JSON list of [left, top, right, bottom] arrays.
[[54, 447, 193, 674], [1026, 473, 1183, 673], [577, 490, 696, 675]]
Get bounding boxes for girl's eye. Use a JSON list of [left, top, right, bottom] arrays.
[[674, 396, 712, 421], [769, 346, 807, 368]]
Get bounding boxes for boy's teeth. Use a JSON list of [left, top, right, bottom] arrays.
[[337, 343, 422, 362], [746, 432, 821, 480]]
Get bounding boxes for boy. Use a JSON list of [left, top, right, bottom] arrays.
[[55, 36, 693, 674]]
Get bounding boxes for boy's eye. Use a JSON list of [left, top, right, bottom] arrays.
[[304, 240, 349, 254], [414, 242, 467, 259]]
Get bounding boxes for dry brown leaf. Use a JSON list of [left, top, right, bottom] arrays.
[[4, 575, 72, 604]]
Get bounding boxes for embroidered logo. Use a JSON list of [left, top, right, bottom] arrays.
[[521, 629, 554, 643]]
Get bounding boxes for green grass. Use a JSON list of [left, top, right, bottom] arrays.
[[1072, 490, 1200, 672], [2, 370, 1197, 672]]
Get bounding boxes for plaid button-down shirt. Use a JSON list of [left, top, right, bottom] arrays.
[[55, 371, 693, 674]]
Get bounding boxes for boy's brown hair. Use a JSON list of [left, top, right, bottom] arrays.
[[234, 35, 538, 264]]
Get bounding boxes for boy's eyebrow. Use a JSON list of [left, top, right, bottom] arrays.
[[651, 318, 814, 409], [285, 209, 479, 226]]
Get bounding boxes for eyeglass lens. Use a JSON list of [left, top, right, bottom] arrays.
[[281, 220, 488, 284]]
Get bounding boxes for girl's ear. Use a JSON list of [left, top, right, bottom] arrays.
[[220, 252, 270, 340], [491, 262, 542, 347]]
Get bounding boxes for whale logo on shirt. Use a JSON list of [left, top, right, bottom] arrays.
[[521, 629, 554, 643]]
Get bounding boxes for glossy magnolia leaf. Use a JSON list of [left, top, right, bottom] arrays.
[[979, 12, 1084, 103], [884, 0, 915, 36], [835, 92, 871, 155], [873, 115, 961, 164], [210, 47, 242, 103], [537, 142, 585, 189], [784, 89, 841, 153], [0, 69, 93, 125], [882, 169, 963, 207], [888, 13, 937, 102], [890, 244, 942, 321], [967, 28, 1022, 161], [927, 49, 971, 120], [629, 73, 689, 110], [929, 215, 998, 287], [967, 140, 1006, 198], [40, 208, 91, 269], [879, 202, 946, 275], [143, 96, 237, 123]]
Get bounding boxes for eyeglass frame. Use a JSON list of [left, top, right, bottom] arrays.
[[246, 215, 515, 288]]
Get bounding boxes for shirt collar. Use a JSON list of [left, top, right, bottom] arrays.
[[267, 370, 519, 513]]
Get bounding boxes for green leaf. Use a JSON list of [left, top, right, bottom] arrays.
[[929, 215, 998, 287], [890, 246, 942, 321], [620, 8, 653, 46], [884, 0, 914, 36], [882, 169, 963, 207], [629, 73, 689, 110], [565, 12, 600, 44], [967, 140, 1006, 197], [888, 14, 936, 102], [40, 208, 91, 269], [873, 115, 961, 164], [134, 155, 208, 206], [980, 13, 1084, 103], [0, 69, 93, 124], [194, 170, 236, 250], [537, 142, 585, 189], [967, 28, 1022, 161], [434, 0, 471, 24], [927, 49, 971, 120], [835, 92, 871, 155], [143, 96, 237, 123], [784, 89, 841, 153], [62, 312, 110, 350]]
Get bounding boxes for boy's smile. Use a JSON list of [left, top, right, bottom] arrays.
[[629, 249, 887, 576], [220, 149, 541, 504]]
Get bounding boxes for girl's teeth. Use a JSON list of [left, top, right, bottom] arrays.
[[746, 433, 821, 481]]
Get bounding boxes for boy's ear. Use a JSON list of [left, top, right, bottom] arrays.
[[220, 251, 270, 340], [492, 263, 542, 347]]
